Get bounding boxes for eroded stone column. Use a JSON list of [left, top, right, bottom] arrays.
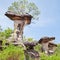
[[24, 42, 40, 60], [14, 20, 25, 42]]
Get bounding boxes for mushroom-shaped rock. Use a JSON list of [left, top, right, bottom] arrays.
[[5, 11, 32, 42], [38, 37, 55, 54]]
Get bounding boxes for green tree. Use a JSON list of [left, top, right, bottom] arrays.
[[4, 28, 12, 38], [8, 0, 40, 20], [0, 28, 12, 40]]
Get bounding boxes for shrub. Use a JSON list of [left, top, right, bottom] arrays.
[[0, 45, 25, 60]]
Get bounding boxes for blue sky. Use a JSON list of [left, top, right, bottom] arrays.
[[0, 0, 60, 43]]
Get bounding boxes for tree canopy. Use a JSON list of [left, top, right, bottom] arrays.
[[8, 0, 40, 20]]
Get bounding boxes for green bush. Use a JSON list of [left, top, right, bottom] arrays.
[[0, 45, 25, 60]]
